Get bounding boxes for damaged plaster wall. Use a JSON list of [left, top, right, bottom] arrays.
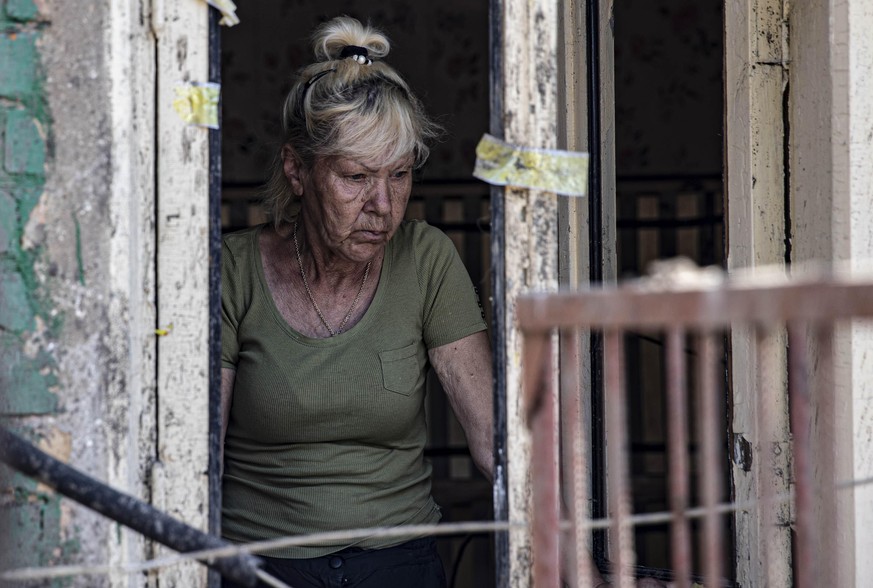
[[725, 0, 791, 583], [790, 0, 873, 584], [728, 0, 873, 584], [1, 0, 157, 584]]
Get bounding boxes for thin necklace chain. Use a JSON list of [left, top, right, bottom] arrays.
[[293, 220, 371, 337]]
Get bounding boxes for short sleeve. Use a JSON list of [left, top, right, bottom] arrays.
[[221, 237, 243, 369], [414, 223, 487, 349]]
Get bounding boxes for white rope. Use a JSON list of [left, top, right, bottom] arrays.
[[3, 476, 872, 583], [0, 520, 525, 582]]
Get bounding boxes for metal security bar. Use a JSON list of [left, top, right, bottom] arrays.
[[0, 426, 279, 588], [518, 268, 873, 587], [617, 174, 724, 274]]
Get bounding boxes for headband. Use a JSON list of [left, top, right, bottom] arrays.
[[299, 45, 375, 110], [300, 68, 335, 111]]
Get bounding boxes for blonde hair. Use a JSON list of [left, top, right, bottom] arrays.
[[263, 16, 442, 226]]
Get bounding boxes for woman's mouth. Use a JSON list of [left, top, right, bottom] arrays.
[[357, 230, 385, 242]]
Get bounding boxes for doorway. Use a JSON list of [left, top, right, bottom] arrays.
[[217, 0, 732, 583], [219, 4, 494, 587]]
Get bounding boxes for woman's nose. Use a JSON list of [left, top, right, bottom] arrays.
[[365, 178, 392, 214]]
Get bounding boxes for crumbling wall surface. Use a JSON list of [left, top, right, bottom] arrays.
[[1, 0, 156, 584], [788, 0, 873, 584]]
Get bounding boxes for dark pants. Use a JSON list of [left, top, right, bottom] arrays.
[[222, 537, 447, 588]]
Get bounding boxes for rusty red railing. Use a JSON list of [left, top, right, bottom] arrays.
[[518, 268, 873, 587]]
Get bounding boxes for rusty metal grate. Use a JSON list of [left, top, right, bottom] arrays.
[[518, 268, 873, 587]]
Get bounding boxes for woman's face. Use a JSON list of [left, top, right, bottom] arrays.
[[292, 151, 414, 264]]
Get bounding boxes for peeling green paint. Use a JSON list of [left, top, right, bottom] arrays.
[[14, 184, 44, 223], [0, 33, 37, 99], [5, 0, 39, 22], [0, 333, 58, 414], [4, 109, 46, 175], [0, 430, 79, 583], [0, 18, 58, 341], [0, 260, 35, 332], [0, 7, 71, 575], [0, 189, 15, 253], [0, 489, 80, 588]]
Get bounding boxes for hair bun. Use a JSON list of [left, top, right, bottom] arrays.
[[312, 16, 391, 63]]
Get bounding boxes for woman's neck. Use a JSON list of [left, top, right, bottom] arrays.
[[290, 218, 381, 287]]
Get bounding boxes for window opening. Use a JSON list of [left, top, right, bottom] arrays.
[[610, 0, 732, 579]]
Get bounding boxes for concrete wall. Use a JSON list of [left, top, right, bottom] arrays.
[[0, 0, 67, 569], [1, 0, 157, 584], [790, 0, 873, 584], [727, 0, 873, 583]]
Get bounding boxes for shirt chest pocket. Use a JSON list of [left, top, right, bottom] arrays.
[[379, 344, 420, 396]]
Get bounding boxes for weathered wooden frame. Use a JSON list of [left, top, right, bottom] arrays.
[[490, 0, 616, 584], [151, 1, 213, 585]]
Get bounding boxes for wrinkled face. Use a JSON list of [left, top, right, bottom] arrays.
[[295, 152, 414, 264]]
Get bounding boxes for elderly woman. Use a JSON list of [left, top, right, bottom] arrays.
[[220, 16, 492, 588]]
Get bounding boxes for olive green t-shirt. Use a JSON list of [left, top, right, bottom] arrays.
[[221, 220, 487, 558]]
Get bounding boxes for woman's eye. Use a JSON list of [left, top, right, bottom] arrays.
[[392, 170, 410, 179], [347, 174, 367, 182]]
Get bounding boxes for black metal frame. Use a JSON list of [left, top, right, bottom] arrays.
[[488, 1, 510, 585], [207, 6, 222, 588], [585, 0, 610, 569]]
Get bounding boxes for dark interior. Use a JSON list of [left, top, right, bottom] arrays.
[[221, 1, 729, 584]]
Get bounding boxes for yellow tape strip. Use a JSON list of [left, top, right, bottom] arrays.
[[473, 133, 589, 196], [206, 0, 240, 27], [172, 83, 220, 129], [154, 323, 173, 337]]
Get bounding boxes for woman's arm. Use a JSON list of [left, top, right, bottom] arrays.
[[430, 332, 666, 588], [428, 330, 494, 482], [220, 368, 236, 451]]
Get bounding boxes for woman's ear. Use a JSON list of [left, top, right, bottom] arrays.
[[282, 145, 305, 197]]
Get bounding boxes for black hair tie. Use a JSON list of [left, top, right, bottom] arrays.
[[339, 45, 371, 65], [339, 45, 368, 58]]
